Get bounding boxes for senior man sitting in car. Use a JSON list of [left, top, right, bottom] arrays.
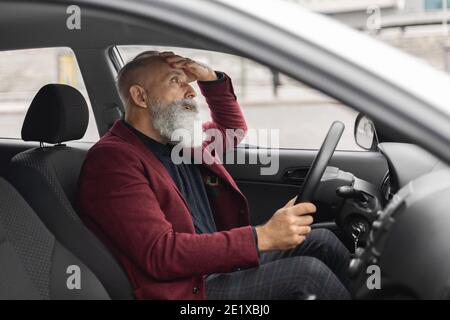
[[77, 50, 351, 300]]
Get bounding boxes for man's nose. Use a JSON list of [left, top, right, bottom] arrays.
[[184, 83, 196, 99]]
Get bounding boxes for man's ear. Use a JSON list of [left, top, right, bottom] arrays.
[[129, 85, 148, 109]]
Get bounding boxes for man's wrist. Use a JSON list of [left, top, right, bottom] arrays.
[[198, 71, 225, 84], [251, 226, 261, 257], [255, 225, 270, 252], [205, 70, 218, 81]]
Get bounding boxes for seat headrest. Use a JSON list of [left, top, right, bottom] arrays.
[[21, 84, 89, 144]]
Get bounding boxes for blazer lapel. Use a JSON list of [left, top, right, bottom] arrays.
[[109, 120, 191, 214]]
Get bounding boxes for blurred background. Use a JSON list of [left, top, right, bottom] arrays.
[[1, 0, 449, 149]]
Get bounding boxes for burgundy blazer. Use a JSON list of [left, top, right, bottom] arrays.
[[77, 75, 260, 300]]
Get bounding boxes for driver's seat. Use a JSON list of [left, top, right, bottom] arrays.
[[7, 84, 134, 299]]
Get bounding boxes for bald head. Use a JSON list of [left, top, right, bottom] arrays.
[[116, 50, 165, 105]]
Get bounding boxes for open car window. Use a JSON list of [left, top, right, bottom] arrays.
[[116, 45, 363, 151]]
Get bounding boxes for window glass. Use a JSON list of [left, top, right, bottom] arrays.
[[425, 0, 450, 10], [0, 47, 99, 141], [117, 45, 361, 151]]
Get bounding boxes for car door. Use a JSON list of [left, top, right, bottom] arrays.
[[225, 148, 388, 227]]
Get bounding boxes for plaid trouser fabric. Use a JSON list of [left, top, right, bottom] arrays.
[[205, 228, 351, 300]]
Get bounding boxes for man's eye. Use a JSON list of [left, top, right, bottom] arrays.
[[170, 77, 179, 83]]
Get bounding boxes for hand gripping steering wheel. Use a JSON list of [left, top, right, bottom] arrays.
[[295, 121, 345, 204]]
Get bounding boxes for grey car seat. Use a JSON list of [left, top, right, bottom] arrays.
[[0, 177, 109, 299], [7, 84, 133, 299]]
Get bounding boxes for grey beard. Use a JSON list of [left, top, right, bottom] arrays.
[[150, 98, 201, 146]]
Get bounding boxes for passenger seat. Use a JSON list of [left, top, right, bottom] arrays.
[[7, 84, 133, 299]]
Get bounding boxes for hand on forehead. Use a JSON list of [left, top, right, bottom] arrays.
[[159, 51, 197, 83]]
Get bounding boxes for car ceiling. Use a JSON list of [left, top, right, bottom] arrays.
[[0, 1, 232, 53]]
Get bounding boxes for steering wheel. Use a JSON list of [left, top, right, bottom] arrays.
[[295, 121, 345, 204]]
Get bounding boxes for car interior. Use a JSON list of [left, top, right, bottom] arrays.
[[0, 1, 448, 300]]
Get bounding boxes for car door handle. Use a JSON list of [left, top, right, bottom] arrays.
[[283, 168, 309, 185]]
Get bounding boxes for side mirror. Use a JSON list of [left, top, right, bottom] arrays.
[[354, 114, 378, 150]]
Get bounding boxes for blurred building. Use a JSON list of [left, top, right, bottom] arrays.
[[291, 0, 450, 29], [290, 0, 450, 71]]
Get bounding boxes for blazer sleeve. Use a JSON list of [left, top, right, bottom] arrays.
[[79, 144, 260, 281], [198, 73, 248, 153]]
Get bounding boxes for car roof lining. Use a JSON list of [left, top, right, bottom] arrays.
[[0, 1, 234, 54]]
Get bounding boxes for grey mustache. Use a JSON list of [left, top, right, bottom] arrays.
[[172, 98, 198, 110]]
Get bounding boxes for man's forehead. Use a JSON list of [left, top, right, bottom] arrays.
[[162, 66, 193, 82], [138, 56, 191, 82], [146, 57, 175, 72], [166, 69, 185, 77]]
